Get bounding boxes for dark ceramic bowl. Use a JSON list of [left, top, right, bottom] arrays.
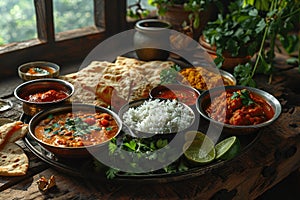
[[14, 78, 74, 116], [149, 84, 200, 107], [28, 103, 122, 158], [118, 98, 196, 139], [196, 86, 282, 135], [18, 61, 60, 81]]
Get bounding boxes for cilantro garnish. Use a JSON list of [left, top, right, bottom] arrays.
[[160, 64, 181, 84], [231, 89, 255, 106], [34, 67, 49, 75]]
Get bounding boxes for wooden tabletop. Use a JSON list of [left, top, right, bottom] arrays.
[[0, 53, 299, 200]]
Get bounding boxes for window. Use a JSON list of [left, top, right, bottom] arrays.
[[0, 0, 127, 78], [0, 0, 37, 45], [53, 0, 94, 34]]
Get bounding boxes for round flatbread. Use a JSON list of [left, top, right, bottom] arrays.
[[59, 57, 175, 108], [0, 143, 29, 176], [0, 121, 28, 149]]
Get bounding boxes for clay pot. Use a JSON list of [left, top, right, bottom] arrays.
[[134, 19, 171, 61]]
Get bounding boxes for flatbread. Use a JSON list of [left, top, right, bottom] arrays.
[[0, 143, 29, 176], [0, 121, 28, 149], [60, 57, 175, 109]]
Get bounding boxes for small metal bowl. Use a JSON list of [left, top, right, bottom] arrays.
[[149, 84, 200, 107], [14, 78, 74, 116], [118, 98, 196, 139], [28, 103, 122, 158], [18, 61, 60, 81], [196, 86, 282, 135]]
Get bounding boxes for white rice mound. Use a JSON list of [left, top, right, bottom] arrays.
[[122, 99, 194, 134]]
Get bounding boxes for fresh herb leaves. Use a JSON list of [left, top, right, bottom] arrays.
[[33, 67, 49, 75], [231, 89, 255, 106], [160, 64, 181, 84], [105, 134, 190, 179]]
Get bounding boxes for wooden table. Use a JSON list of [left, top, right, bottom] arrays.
[[0, 53, 299, 200]]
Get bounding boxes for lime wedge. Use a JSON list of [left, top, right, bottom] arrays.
[[183, 131, 216, 165], [215, 136, 241, 160]]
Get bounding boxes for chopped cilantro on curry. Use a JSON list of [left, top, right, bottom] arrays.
[[34, 111, 119, 147]]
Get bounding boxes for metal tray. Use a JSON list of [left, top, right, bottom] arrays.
[[22, 113, 260, 183]]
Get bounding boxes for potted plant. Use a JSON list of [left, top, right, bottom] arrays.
[[147, 0, 220, 39], [200, 0, 265, 70], [201, 0, 299, 86]]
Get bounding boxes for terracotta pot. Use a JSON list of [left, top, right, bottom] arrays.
[[158, 4, 217, 40], [199, 36, 251, 71]]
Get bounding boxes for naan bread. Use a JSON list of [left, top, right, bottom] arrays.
[[0, 121, 28, 149], [0, 143, 29, 176], [60, 57, 175, 109]]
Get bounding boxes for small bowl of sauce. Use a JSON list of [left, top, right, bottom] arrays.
[[14, 78, 74, 116], [149, 84, 200, 106], [18, 61, 60, 81]]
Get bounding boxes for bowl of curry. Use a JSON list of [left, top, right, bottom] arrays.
[[149, 84, 200, 107], [28, 103, 122, 158], [178, 66, 236, 91], [196, 86, 281, 135], [14, 78, 74, 116], [18, 61, 60, 81]]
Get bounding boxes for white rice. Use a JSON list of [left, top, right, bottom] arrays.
[[122, 99, 194, 134]]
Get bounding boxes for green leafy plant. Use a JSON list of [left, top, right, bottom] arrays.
[[203, 1, 265, 68], [203, 0, 300, 86], [148, 0, 216, 29], [236, 0, 300, 86]]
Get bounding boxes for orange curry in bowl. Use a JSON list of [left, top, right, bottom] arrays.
[[34, 111, 119, 147], [206, 89, 274, 125]]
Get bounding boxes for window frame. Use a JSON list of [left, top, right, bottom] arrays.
[[0, 0, 127, 78]]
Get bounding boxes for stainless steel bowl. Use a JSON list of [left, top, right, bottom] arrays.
[[28, 103, 122, 158], [18, 61, 60, 81], [14, 78, 74, 116], [196, 86, 282, 135], [149, 84, 200, 107], [118, 98, 196, 139]]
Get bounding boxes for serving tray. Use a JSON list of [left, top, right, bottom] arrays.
[[22, 113, 260, 183]]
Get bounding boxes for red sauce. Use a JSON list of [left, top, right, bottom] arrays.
[[206, 89, 274, 125], [25, 89, 68, 103], [155, 88, 198, 106]]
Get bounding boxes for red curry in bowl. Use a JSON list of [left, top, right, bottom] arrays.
[[25, 89, 68, 103], [34, 111, 119, 147], [206, 89, 274, 126], [150, 84, 200, 106]]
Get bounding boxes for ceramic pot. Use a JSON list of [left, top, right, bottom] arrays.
[[134, 19, 171, 61]]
